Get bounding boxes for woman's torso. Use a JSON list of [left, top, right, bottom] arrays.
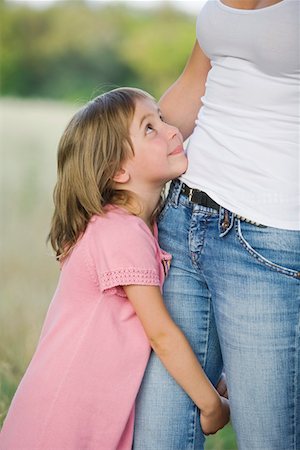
[[181, 0, 300, 229]]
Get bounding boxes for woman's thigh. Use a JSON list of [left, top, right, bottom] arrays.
[[205, 218, 300, 450], [133, 196, 223, 450]]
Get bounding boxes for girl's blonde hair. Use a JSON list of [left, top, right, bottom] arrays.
[[48, 87, 154, 261]]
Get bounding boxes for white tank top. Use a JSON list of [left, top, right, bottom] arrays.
[[181, 0, 300, 229]]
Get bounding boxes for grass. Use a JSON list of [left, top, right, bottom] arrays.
[[0, 98, 237, 449], [0, 97, 78, 426]]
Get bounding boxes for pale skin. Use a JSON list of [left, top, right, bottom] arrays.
[[114, 97, 230, 435]]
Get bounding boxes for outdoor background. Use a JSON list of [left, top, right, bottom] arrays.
[[0, 0, 237, 448]]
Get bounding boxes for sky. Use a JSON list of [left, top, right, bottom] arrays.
[[7, 0, 207, 15]]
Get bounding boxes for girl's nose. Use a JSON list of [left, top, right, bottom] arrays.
[[166, 123, 180, 140]]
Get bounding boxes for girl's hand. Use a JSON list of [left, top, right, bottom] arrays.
[[200, 396, 230, 436]]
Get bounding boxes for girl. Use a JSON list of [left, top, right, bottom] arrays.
[[0, 88, 229, 450]]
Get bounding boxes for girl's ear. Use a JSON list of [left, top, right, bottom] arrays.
[[113, 168, 130, 184]]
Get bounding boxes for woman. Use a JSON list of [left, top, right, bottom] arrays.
[[133, 1, 300, 449]]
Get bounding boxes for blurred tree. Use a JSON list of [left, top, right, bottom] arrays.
[[0, 0, 195, 100], [119, 4, 195, 96]]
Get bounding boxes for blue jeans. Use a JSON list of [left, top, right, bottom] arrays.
[[133, 179, 300, 450]]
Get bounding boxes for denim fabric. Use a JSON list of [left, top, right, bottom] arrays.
[[133, 179, 300, 450]]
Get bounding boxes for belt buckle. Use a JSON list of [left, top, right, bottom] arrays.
[[188, 189, 194, 202]]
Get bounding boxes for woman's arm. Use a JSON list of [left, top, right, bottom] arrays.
[[123, 284, 229, 435], [159, 40, 211, 141]]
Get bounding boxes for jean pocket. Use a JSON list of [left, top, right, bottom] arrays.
[[235, 219, 300, 279]]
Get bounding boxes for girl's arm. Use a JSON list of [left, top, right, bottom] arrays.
[[159, 40, 211, 141], [123, 284, 229, 435]]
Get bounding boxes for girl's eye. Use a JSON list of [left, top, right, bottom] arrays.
[[146, 124, 154, 134]]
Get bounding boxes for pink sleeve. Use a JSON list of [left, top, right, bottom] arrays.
[[89, 215, 161, 294]]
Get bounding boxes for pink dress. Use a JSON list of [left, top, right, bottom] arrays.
[[0, 206, 171, 450]]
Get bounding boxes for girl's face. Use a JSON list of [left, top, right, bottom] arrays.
[[124, 97, 188, 189]]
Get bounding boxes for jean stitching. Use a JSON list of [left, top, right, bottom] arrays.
[[194, 293, 211, 450], [293, 313, 300, 449], [189, 213, 210, 268], [158, 181, 179, 221], [203, 292, 211, 371], [169, 179, 182, 207], [187, 403, 198, 449], [235, 220, 300, 279], [157, 202, 170, 222]]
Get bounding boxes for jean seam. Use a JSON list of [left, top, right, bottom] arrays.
[[169, 179, 182, 206], [187, 403, 198, 449], [157, 202, 170, 222], [235, 220, 300, 279], [203, 292, 212, 372], [293, 312, 300, 449], [195, 293, 211, 450], [189, 213, 210, 269]]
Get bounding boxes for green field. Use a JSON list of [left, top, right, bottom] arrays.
[[0, 98, 237, 449]]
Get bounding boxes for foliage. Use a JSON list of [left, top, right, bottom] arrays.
[[0, 1, 195, 100]]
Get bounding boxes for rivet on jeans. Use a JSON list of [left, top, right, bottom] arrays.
[[221, 210, 230, 229]]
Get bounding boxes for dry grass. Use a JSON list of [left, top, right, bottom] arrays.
[[0, 98, 78, 424]]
